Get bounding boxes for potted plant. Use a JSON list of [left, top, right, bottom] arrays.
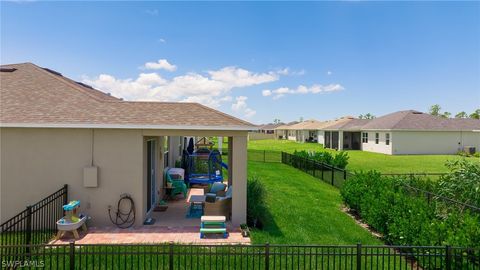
[[240, 224, 250, 237]]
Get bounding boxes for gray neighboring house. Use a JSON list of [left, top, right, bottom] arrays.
[[319, 117, 372, 150], [359, 110, 480, 155]]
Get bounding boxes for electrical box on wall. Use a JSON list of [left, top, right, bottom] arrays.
[[83, 166, 98, 187]]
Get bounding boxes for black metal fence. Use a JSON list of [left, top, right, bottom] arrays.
[[221, 149, 282, 163], [0, 185, 68, 247], [1, 243, 478, 269], [281, 152, 350, 188]]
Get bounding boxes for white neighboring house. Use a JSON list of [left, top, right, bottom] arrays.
[[360, 110, 480, 155], [278, 120, 327, 143], [274, 121, 299, 140], [319, 117, 372, 150]]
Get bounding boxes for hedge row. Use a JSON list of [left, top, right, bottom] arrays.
[[341, 168, 480, 248]]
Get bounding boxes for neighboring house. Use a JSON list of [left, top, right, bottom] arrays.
[[258, 123, 284, 134], [0, 63, 255, 226], [360, 110, 480, 155], [284, 120, 330, 143], [274, 121, 299, 140], [319, 117, 371, 150], [319, 111, 480, 155]]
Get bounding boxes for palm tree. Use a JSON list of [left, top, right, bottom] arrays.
[[455, 111, 468, 118], [470, 109, 480, 119], [429, 104, 441, 116], [442, 112, 451, 118]]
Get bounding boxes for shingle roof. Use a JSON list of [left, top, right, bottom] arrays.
[[361, 110, 480, 131], [321, 117, 371, 131], [275, 121, 300, 130], [0, 63, 255, 130], [259, 123, 285, 130], [285, 120, 332, 130]]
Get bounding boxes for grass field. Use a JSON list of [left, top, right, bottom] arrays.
[[247, 161, 381, 245], [248, 139, 468, 173]]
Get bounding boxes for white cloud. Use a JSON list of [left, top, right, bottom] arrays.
[[158, 38, 166, 44], [232, 96, 256, 118], [83, 64, 280, 113], [327, 71, 332, 76], [275, 68, 305, 76], [143, 59, 177, 71], [263, 84, 344, 100]]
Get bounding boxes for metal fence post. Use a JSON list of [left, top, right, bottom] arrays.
[[356, 243, 362, 270], [169, 242, 174, 270], [445, 245, 452, 270], [331, 166, 334, 186], [69, 241, 75, 270], [25, 205, 32, 248], [265, 243, 270, 270], [64, 184, 69, 202]]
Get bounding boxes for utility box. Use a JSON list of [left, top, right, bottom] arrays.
[[83, 166, 98, 187], [463, 146, 476, 155]]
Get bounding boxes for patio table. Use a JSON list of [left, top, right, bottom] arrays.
[[189, 195, 206, 216]]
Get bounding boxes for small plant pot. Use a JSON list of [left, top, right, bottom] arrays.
[[240, 224, 250, 237]]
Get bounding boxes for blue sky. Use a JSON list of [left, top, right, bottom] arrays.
[[2, 1, 479, 124]]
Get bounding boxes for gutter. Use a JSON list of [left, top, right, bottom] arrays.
[[0, 122, 258, 131]]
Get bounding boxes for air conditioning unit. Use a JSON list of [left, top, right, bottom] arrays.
[[463, 146, 476, 155]]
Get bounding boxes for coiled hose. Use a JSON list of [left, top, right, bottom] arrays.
[[108, 194, 135, 228]]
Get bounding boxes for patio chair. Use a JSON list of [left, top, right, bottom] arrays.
[[204, 186, 232, 219], [165, 168, 187, 199]]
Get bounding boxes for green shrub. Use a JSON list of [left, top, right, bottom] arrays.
[[332, 151, 349, 169], [293, 150, 348, 169], [341, 170, 480, 248], [437, 159, 480, 208], [247, 175, 267, 228]]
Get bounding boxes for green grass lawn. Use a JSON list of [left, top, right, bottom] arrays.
[[247, 161, 381, 245], [248, 139, 469, 173]]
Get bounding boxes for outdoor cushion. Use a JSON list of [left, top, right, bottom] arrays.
[[225, 186, 233, 198], [209, 182, 226, 194]]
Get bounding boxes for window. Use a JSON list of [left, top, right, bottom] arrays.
[[386, 133, 390, 145], [375, 133, 379, 144], [362, 132, 368, 143]]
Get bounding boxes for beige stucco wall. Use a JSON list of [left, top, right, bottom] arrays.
[[0, 128, 146, 226], [391, 130, 480, 155], [1, 127, 249, 227], [361, 131, 393, 155]]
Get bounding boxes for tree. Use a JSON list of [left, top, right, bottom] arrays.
[[429, 104, 441, 116], [299, 117, 304, 122], [470, 109, 480, 119], [359, 113, 375, 119], [273, 118, 281, 124], [442, 112, 451, 118], [455, 111, 468, 118]]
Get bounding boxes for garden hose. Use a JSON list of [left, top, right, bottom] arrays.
[[108, 194, 135, 229]]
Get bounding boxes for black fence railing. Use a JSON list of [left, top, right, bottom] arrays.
[[281, 152, 349, 188], [221, 149, 282, 163], [0, 243, 478, 270], [400, 184, 480, 214], [0, 184, 68, 247]]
